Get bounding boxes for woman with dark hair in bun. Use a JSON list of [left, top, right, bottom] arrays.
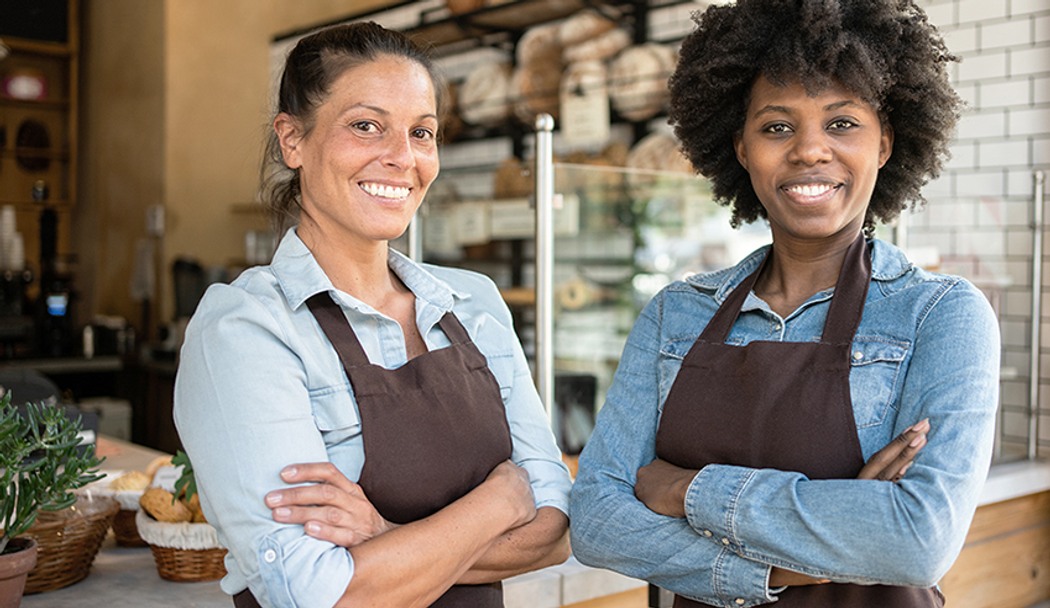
[[175, 22, 570, 608], [570, 1, 998, 606]]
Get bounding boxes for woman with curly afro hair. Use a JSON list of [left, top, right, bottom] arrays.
[[570, 1, 1000, 606]]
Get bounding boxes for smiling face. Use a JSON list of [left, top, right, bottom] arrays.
[[275, 54, 440, 252], [734, 76, 893, 244]]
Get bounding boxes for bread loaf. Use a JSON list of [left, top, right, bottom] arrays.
[[458, 61, 513, 127], [608, 44, 678, 121]]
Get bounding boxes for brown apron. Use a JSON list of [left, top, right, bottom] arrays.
[[654, 235, 943, 608], [235, 292, 512, 608]]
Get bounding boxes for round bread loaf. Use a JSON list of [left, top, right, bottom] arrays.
[[516, 22, 562, 66], [608, 43, 678, 121], [563, 27, 631, 63], [512, 62, 562, 123], [558, 9, 618, 47], [458, 60, 513, 127]]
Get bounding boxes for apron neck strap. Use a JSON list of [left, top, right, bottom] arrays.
[[306, 292, 370, 369], [700, 233, 871, 345]]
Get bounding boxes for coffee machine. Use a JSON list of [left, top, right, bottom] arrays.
[[34, 179, 76, 357]]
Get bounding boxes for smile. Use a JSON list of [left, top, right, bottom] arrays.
[[782, 182, 841, 202], [359, 182, 411, 200]]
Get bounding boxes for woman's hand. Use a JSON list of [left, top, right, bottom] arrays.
[[635, 458, 698, 518], [265, 462, 397, 547], [857, 418, 929, 481], [481, 460, 537, 530]]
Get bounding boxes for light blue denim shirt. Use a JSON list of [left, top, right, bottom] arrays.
[[569, 238, 1000, 608], [173, 229, 571, 608]]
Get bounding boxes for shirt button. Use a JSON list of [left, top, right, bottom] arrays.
[[702, 530, 713, 537], [853, 350, 863, 361], [773, 323, 782, 331], [721, 537, 731, 545], [264, 549, 277, 563], [735, 599, 746, 606]]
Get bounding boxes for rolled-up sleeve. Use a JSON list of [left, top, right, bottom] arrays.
[[174, 282, 353, 608]]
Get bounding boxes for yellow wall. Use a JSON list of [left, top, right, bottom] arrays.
[[79, 0, 394, 331]]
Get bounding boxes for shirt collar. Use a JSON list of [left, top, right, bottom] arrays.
[[685, 237, 914, 303], [269, 228, 465, 312]]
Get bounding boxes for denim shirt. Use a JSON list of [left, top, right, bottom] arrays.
[[569, 238, 999, 608], [173, 229, 571, 608]]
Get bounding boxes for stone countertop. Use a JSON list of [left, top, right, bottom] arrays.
[[19, 536, 642, 608], [19, 436, 644, 608]]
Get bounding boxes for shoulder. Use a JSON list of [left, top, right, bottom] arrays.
[[867, 239, 997, 334], [423, 263, 512, 322], [188, 267, 292, 336]]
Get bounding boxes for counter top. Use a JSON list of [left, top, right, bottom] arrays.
[[19, 538, 642, 608], [19, 435, 644, 608]]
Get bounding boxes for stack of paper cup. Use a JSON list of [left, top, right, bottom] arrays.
[[0, 205, 24, 271]]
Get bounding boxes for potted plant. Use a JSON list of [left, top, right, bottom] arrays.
[[0, 393, 104, 607]]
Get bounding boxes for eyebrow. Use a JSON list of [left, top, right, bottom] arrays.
[[752, 99, 863, 119], [347, 103, 438, 122]]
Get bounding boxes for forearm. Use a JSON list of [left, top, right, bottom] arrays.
[[459, 507, 570, 584], [335, 480, 524, 607]]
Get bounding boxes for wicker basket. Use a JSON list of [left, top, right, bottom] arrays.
[[111, 508, 148, 547], [24, 494, 119, 594], [135, 510, 227, 582]]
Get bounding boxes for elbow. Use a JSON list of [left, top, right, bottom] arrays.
[[548, 530, 572, 567], [864, 530, 962, 587]]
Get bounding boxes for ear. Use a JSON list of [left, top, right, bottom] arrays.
[[878, 123, 894, 168], [733, 131, 748, 171], [274, 113, 305, 169]]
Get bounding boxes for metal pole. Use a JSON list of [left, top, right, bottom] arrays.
[[534, 114, 555, 424], [406, 213, 422, 262], [1030, 170, 1045, 460]]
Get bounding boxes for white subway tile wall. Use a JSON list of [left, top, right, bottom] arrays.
[[410, 0, 1049, 460], [910, 0, 1050, 460]]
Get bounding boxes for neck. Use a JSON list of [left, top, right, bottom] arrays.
[[755, 231, 862, 317], [297, 222, 400, 309]]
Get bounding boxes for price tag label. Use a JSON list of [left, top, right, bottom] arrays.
[[560, 85, 611, 150], [151, 465, 183, 493]]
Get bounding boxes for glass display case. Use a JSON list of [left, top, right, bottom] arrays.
[[419, 117, 770, 453], [541, 161, 770, 453]]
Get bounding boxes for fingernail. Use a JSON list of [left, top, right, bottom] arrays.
[[274, 507, 290, 517], [265, 493, 282, 506], [306, 522, 321, 534], [898, 462, 913, 477], [909, 434, 925, 448], [282, 466, 297, 479], [908, 419, 927, 432]]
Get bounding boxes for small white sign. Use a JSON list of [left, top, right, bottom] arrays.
[[561, 86, 611, 149]]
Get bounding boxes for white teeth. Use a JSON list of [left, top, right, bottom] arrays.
[[788, 183, 835, 197], [360, 182, 410, 199]]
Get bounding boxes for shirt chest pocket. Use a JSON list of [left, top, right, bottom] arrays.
[[483, 350, 515, 401], [310, 387, 362, 447], [848, 337, 910, 429]]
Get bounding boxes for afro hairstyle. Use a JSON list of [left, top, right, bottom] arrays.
[[668, 0, 963, 233]]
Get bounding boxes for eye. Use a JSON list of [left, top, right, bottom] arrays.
[[828, 118, 858, 131], [763, 122, 793, 135], [351, 120, 379, 134], [412, 127, 436, 141]]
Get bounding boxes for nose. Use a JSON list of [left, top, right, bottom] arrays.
[[787, 125, 833, 166], [381, 131, 415, 170]]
